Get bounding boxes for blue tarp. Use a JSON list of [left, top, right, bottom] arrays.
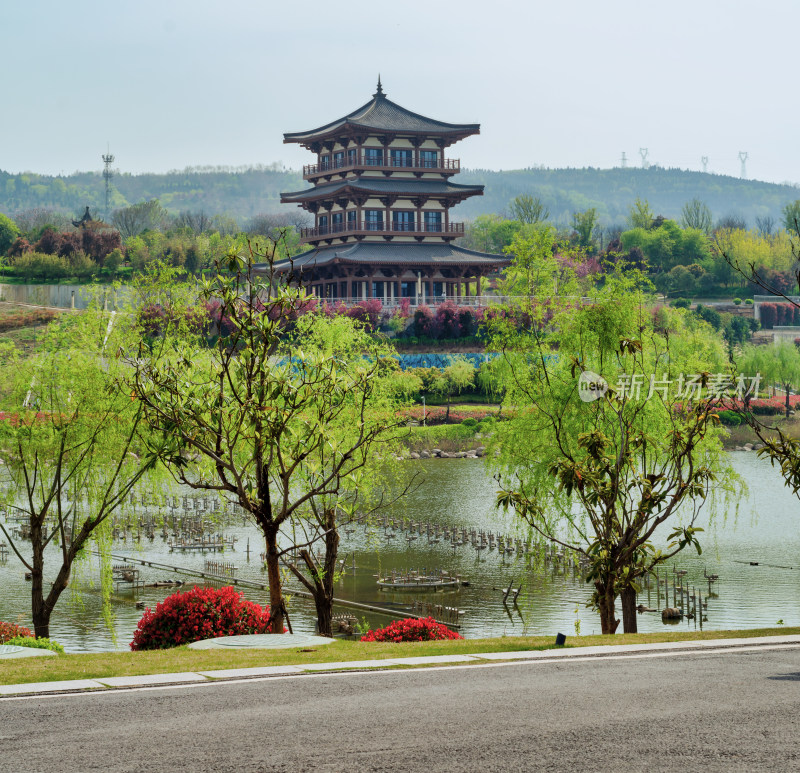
[[393, 352, 499, 370]]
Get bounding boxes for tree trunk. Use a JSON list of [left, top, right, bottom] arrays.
[[31, 573, 51, 639], [596, 581, 619, 635], [785, 385, 791, 419], [315, 595, 333, 638], [30, 519, 51, 639], [306, 510, 339, 638], [621, 585, 638, 634], [264, 527, 285, 633]]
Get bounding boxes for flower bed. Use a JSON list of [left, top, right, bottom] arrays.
[[130, 585, 277, 651], [360, 616, 463, 642]]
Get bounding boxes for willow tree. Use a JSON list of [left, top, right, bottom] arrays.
[[489, 265, 736, 634], [126, 241, 405, 634], [0, 308, 156, 638]]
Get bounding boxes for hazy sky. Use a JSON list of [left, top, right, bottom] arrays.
[[3, 0, 799, 184]]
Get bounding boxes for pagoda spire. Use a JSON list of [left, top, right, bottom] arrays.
[[374, 75, 384, 97]]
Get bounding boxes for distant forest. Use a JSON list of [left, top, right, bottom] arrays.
[[1, 164, 797, 228]]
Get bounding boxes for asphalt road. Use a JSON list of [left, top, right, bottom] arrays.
[[3, 646, 800, 772]]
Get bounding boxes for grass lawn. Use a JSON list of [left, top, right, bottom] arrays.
[[2, 627, 797, 686]]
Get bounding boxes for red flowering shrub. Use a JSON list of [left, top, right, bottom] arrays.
[[413, 304, 434, 337], [0, 621, 34, 643], [346, 298, 383, 329], [760, 303, 777, 329], [361, 617, 463, 642], [130, 585, 277, 650], [434, 301, 461, 338]]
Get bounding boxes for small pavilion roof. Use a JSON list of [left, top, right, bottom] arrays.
[[284, 80, 479, 146], [265, 242, 510, 273], [280, 178, 484, 204]]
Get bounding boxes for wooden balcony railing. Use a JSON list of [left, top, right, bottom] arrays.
[[303, 155, 460, 179], [300, 220, 464, 241]]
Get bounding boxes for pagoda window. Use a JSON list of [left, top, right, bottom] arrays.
[[318, 214, 329, 234], [364, 148, 383, 166], [364, 210, 383, 230], [400, 281, 416, 298], [347, 148, 357, 165], [392, 211, 415, 232], [332, 212, 344, 232], [390, 149, 413, 168], [424, 211, 443, 232], [320, 154, 331, 170], [347, 210, 357, 228], [419, 150, 439, 168], [433, 281, 445, 298], [333, 151, 345, 168]]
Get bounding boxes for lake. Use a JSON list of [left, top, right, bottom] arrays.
[[1, 452, 798, 652]]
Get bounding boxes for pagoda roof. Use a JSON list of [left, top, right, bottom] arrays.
[[284, 81, 479, 146], [267, 241, 510, 272], [281, 178, 484, 204]]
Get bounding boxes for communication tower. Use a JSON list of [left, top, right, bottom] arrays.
[[701, 156, 709, 173], [102, 145, 115, 218], [639, 148, 649, 169], [739, 151, 748, 180], [620, 152, 627, 168]]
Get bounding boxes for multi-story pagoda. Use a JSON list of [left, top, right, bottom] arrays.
[[273, 80, 509, 304]]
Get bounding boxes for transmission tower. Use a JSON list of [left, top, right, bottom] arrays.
[[102, 145, 115, 218], [639, 148, 649, 169], [739, 151, 748, 180], [701, 155, 709, 173], [620, 152, 628, 168]]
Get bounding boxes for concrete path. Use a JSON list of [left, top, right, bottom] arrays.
[[2, 634, 800, 698], [4, 638, 800, 772]]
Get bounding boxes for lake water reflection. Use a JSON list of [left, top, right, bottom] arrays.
[[1, 452, 798, 652]]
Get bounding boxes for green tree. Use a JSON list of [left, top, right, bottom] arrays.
[[681, 199, 713, 234], [0, 212, 20, 255], [489, 271, 734, 634], [0, 307, 156, 638], [509, 194, 550, 225], [432, 358, 476, 420], [572, 208, 598, 251], [782, 200, 800, 233], [498, 226, 569, 298], [627, 197, 654, 230], [112, 199, 167, 240], [740, 342, 800, 419], [126, 242, 404, 635], [462, 214, 525, 253], [621, 221, 711, 274], [103, 247, 123, 275]]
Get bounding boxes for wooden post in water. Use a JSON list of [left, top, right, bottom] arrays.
[[655, 567, 660, 605]]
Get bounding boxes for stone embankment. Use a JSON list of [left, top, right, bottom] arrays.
[[733, 442, 764, 452], [405, 446, 486, 460]]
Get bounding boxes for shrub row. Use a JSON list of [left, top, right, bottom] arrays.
[[759, 303, 800, 329]]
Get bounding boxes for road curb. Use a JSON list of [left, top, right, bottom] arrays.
[[3, 634, 800, 699]]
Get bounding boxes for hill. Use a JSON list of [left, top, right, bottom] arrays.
[[456, 167, 800, 226], [1, 165, 797, 228]]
